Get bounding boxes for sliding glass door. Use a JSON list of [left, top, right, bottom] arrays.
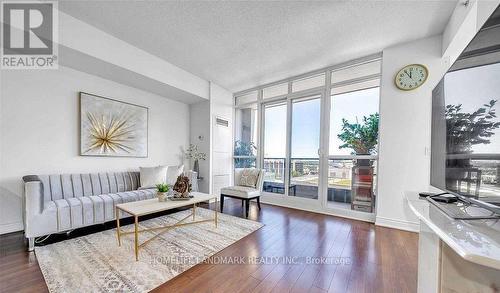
[[289, 96, 321, 199], [234, 57, 381, 219], [262, 102, 287, 194], [262, 93, 324, 200], [327, 87, 379, 213]]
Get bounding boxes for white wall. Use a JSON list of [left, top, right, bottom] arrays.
[[209, 82, 234, 197], [376, 1, 500, 232], [189, 101, 211, 193], [0, 66, 190, 234], [188, 82, 233, 196], [376, 36, 449, 232]]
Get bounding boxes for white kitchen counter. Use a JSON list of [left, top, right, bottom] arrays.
[[405, 191, 500, 270]]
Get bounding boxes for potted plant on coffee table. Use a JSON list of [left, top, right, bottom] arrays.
[[156, 183, 170, 202]]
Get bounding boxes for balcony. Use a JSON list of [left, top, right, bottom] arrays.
[[261, 157, 376, 213]]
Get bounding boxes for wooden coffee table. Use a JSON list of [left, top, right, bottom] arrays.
[[115, 192, 218, 261]]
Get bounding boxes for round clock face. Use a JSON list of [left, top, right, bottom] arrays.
[[395, 64, 428, 91]]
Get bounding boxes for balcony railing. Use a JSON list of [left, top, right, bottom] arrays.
[[261, 157, 377, 213]]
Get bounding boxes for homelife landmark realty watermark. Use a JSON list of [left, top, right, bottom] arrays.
[[1, 1, 58, 69]]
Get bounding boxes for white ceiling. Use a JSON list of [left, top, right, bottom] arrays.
[[59, 1, 457, 93]]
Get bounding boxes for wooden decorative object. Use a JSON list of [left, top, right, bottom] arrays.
[[173, 175, 192, 197]]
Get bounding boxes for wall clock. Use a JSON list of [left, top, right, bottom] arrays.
[[395, 64, 428, 91]]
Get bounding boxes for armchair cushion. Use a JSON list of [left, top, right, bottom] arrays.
[[220, 186, 260, 198], [238, 168, 261, 188]]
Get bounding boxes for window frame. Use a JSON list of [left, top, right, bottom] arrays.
[[232, 53, 382, 220], [233, 101, 259, 169]]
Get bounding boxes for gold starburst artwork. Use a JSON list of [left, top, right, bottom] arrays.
[[85, 112, 135, 154], [80, 92, 148, 157]]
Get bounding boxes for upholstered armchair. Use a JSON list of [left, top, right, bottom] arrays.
[[220, 168, 264, 218]]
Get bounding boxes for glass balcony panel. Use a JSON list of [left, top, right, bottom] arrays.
[[263, 158, 285, 194], [289, 158, 319, 199], [327, 159, 377, 213]]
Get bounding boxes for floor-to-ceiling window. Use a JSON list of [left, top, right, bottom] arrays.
[[263, 102, 287, 194], [234, 91, 258, 168], [289, 96, 322, 199], [327, 60, 381, 213], [328, 87, 379, 212], [233, 55, 381, 219]]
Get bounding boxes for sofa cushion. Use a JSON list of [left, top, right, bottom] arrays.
[[50, 189, 157, 231], [36, 172, 140, 201], [221, 186, 260, 198], [166, 165, 184, 185], [140, 166, 167, 188]]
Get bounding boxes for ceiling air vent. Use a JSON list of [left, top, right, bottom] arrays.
[[215, 117, 229, 127]]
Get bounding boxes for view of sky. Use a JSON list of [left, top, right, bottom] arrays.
[[263, 88, 380, 158], [445, 62, 500, 153], [264, 103, 287, 158], [291, 98, 321, 158]]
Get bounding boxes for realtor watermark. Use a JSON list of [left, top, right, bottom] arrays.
[[1, 1, 58, 69], [151, 256, 352, 266]]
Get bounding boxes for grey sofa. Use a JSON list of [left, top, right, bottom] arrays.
[[23, 170, 197, 251]]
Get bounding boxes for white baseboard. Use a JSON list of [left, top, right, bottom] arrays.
[[0, 221, 24, 235], [375, 216, 420, 232]]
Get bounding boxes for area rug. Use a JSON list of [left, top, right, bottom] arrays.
[[35, 208, 263, 293]]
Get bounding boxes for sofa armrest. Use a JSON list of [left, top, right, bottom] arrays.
[[184, 170, 199, 192], [23, 175, 44, 216]]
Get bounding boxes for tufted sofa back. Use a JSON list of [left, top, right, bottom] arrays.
[[33, 172, 140, 202]]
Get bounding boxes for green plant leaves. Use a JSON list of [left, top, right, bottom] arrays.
[[337, 113, 379, 155]]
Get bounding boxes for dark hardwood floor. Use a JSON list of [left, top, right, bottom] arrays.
[[0, 199, 418, 293]]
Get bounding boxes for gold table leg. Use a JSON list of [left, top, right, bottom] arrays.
[[134, 215, 139, 261], [120, 197, 219, 261], [116, 207, 121, 246]]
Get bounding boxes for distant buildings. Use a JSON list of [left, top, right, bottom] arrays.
[[263, 158, 352, 182]]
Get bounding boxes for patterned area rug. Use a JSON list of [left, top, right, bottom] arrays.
[[35, 208, 263, 293]]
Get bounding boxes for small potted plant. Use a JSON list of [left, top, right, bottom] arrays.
[[156, 183, 170, 202]]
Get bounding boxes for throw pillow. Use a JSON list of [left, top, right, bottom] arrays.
[[166, 165, 184, 185], [238, 168, 260, 188], [139, 166, 168, 189]]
